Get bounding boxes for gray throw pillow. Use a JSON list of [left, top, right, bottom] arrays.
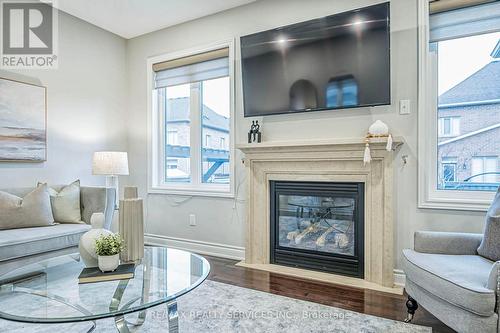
[[0, 184, 55, 230], [478, 187, 500, 261], [38, 180, 82, 223]]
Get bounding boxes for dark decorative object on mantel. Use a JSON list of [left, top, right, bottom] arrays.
[[247, 121, 262, 143]]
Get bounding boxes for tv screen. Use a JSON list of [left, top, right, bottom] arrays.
[[240, 2, 390, 117]]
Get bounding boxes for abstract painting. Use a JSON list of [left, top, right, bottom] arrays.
[[0, 78, 46, 161]]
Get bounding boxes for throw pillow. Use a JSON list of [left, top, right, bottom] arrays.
[[478, 187, 500, 261], [38, 180, 82, 223], [0, 184, 55, 230]]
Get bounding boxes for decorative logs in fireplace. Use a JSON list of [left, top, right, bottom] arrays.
[[287, 223, 352, 249]]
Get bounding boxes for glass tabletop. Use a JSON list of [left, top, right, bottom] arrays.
[[0, 246, 210, 323]]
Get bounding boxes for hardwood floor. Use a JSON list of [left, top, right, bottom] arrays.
[[204, 255, 455, 333]]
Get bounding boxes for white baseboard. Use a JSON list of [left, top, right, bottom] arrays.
[[145, 233, 406, 288], [393, 269, 406, 287], [144, 233, 245, 260]]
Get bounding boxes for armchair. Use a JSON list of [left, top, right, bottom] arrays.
[[403, 231, 499, 333]]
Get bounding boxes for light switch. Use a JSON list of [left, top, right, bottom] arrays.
[[400, 99, 411, 115]]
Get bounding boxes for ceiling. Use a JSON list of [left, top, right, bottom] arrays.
[[52, 0, 256, 39]]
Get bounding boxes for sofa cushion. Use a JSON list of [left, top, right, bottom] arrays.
[[0, 224, 90, 262], [478, 187, 500, 261], [487, 261, 500, 290], [403, 249, 495, 316], [0, 184, 54, 230], [39, 180, 82, 223]]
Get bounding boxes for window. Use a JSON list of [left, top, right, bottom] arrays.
[[149, 44, 233, 196], [341, 78, 358, 107], [201, 77, 230, 184], [326, 82, 339, 108], [326, 76, 358, 108], [167, 129, 179, 145], [438, 117, 460, 137], [163, 84, 191, 183], [166, 159, 178, 169], [471, 157, 499, 183], [441, 157, 457, 184], [220, 137, 226, 149], [418, 1, 500, 210]]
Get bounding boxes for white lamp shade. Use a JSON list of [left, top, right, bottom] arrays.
[[92, 152, 129, 175]]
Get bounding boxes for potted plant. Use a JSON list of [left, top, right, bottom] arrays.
[[95, 234, 125, 272]]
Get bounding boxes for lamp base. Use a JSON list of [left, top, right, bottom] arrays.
[[105, 175, 119, 208]]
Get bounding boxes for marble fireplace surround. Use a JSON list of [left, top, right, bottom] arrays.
[[236, 138, 404, 294]]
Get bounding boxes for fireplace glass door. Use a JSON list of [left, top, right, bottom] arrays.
[[270, 181, 364, 277], [278, 195, 356, 256]]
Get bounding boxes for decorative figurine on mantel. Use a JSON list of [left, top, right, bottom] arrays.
[[363, 120, 393, 165], [247, 120, 262, 143]]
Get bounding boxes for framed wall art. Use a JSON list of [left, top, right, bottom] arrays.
[[0, 77, 47, 162]]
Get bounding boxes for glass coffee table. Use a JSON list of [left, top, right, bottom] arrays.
[[0, 246, 210, 332]]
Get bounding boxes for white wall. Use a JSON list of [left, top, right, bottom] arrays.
[[0, 11, 127, 188], [127, 0, 487, 269]]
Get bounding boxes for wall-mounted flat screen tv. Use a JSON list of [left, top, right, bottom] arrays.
[[240, 2, 390, 117]]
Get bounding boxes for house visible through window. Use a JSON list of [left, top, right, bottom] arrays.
[[152, 47, 231, 192], [430, 4, 500, 192]]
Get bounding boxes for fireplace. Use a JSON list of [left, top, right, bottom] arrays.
[[270, 181, 364, 278]]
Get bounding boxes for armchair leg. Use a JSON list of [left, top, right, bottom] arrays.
[[404, 296, 418, 323]]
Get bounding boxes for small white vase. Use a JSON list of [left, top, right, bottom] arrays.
[[368, 120, 389, 136], [98, 254, 120, 272], [79, 213, 113, 267]]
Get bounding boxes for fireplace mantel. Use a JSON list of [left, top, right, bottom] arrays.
[[236, 137, 404, 294], [236, 136, 404, 153]]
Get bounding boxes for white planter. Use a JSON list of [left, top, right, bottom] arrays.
[[79, 213, 113, 267], [98, 254, 120, 272]]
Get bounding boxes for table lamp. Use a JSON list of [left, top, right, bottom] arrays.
[[92, 151, 129, 207]]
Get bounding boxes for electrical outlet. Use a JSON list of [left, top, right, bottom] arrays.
[[189, 214, 196, 226], [399, 99, 411, 115]]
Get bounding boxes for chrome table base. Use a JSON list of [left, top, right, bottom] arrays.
[[8, 284, 179, 333], [112, 299, 178, 333], [8, 286, 97, 333], [167, 300, 179, 333]]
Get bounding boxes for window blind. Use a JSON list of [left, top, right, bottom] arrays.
[[430, 1, 500, 42], [153, 48, 229, 88], [429, 0, 496, 14]]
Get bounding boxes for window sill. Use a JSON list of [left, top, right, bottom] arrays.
[[418, 191, 494, 211], [148, 186, 235, 199]]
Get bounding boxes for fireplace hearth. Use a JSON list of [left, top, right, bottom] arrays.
[[270, 181, 364, 278]]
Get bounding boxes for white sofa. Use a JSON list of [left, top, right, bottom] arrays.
[[0, 186, 115, 276]]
